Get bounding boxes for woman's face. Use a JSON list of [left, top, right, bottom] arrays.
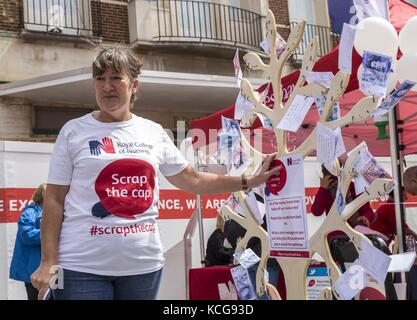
[[94, 68, 139, 120]]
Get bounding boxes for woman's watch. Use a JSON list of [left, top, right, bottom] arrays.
[[241, 174, 248, 191]]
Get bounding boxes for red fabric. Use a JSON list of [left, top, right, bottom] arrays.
[[311, 187, 335, 217], [189, 266, 234, 300], [191, 1, 417, 156], [311, 184, 375, 222], [389, 0, 417, 33], [370, 200, 410, 244]]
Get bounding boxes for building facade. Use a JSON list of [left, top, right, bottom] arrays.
[[0, 0, 336, 142]]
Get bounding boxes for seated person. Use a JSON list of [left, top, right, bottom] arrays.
[[370, 166, 417, 246], [370, 191, 417, 246], [204, 214, 233, 266], [370, 166, 417, 300], [312, 163, 375, 227]]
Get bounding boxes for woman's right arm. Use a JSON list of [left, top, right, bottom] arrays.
[[311, 187, 332, 216], [31, 184, 69, 300]]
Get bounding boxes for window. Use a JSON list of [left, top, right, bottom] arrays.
[[288, 0, 315, 24], [289, 0, 336, 59], [33, 107, 92, 135], [23, 0, 92, 36]]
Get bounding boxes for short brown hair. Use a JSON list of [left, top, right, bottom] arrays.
[[93, 46, 143, 104], [32, 183, 46, 205]]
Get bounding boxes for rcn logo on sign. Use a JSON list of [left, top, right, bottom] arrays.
[[88, 137, 116, 156]]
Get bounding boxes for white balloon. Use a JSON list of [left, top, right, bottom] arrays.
[[399, 16, 417, 55], [354, 17, 398, 58], [398, 53, 417, 92], [357, 60, 398, 96]]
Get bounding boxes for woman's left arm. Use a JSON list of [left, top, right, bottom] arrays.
[[166, 154, 280, 194]]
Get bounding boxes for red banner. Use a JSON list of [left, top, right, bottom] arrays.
[[1, 188, 416, 223]]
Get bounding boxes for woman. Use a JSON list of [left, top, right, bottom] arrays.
[[9, 183, 46, 300], [370, 191, 417, 246], [204, 214, 233, 266], [311, 164, 375, 227], [30, 46, 280, 300]]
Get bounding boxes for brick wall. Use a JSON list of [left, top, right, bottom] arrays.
[[268, 0, 290, 40], [0, 0, 20, 32], [95, 0, 129, 44], [268, 0, 290, 26]]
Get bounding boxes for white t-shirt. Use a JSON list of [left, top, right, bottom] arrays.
[[47, 113, 188, 276]]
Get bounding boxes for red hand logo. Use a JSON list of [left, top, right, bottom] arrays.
[[100, 137, 115, 154]]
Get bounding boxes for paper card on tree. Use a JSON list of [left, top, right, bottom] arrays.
[[260, 33, 287, 58], [257, 113, 273, 130], [228, 145, 252, 177], [233, 48, 243, 87], [221, 116, 240, 137], [358, 239, 391, 284], [264, 154, 310, 258], [237, 68, 243, 87], [338, 23, 356, 74], [233, 248, 261, 269], [276, 95, 314, 132], [316, 97, 340, 122], [302, 71, 334, 89], [233, 48, 241, 77], [360, 51, 392, 97], [334, 259, 369, 300], [334, 127, 346, 158], [351, 145, 391, 194], [246, 190, 265, 225], [335, 190, 346, 215], [226, 195, 246, 217], [230, 265, 257, 300], [316, 123, 337, 168], [388, 252, 416, 273], [371, 80, 417, 118], [234, 92, 255, 121]]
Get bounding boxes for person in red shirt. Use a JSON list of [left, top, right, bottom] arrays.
[[370, 165, 417, 246], [311, 164, 375, 227], [370, 166, 417, 301], [370, 194, 417, 246]]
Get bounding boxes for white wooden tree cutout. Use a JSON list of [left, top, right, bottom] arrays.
[[218, 9, 394, 300]]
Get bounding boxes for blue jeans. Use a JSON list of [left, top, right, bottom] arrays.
[[247, 262, 280, 300], [52, 268, 162, 300]]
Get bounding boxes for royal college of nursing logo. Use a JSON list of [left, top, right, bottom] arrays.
[[88, 137, 116, 156]]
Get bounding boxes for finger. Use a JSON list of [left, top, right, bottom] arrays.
[[270, 165, 281, 174], [38, 287, 47, 301], [263, 154, 274, 167], [31, 276, 39, 290], [266, 166, 281, 177]]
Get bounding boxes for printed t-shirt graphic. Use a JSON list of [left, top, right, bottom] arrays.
[[93, 158, 155, 218]]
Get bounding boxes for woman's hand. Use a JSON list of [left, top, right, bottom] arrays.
[[356, 216, 370, 227], [248, 153, 281, 189], [31, 262, 55, 300], [320, 175, 337, 190]]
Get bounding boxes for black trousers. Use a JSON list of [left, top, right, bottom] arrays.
[[25, 283, 38, 300]]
